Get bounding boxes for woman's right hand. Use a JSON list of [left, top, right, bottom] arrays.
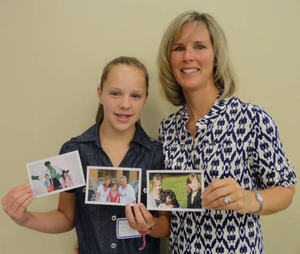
[[1, 183, 35, 226]]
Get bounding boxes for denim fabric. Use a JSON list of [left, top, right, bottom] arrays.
[[60, 121, 165, 254]]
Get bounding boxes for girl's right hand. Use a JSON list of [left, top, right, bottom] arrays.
[[1, 183, 35, 226]]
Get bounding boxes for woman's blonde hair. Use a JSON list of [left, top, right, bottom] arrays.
[[95, 56, 149, 123], [158, 10, 237, 106], [186, 173, 201, 194]]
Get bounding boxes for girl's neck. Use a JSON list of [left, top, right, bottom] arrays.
[[99, 121, 135, 146]]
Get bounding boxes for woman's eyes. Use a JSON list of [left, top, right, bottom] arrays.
[[173, 45, 205, 51]]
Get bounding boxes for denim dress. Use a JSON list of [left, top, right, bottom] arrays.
[[60, 121, 165, 254]]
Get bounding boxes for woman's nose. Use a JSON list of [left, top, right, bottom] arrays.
[[183, 47, 195, 61]]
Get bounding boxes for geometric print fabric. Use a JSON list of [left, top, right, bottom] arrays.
[[159, 96, 297, 254]]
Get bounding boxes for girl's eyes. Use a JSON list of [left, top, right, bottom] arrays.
[[110, 92, 120, 96], [132, 94, 142, 99]]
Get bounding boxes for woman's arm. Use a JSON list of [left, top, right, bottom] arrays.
[[2, 184, 76, 233], [201, 178, 296, 215], [95, 192, 100, 202]]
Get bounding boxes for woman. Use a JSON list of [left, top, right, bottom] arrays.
[[147, 174, 163, 207], [158, 11, 297, 253], [95, 175, 112, 202]]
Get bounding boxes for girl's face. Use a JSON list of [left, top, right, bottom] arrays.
[[98, 65, 148, 133], [105, 178, 112, 185], [170, 22, 215, 94], [112, 185, 117, 191], [189, 179, 200, 192], [64, 172, 68, 177], [45, 175, 49, 180], [153, 180, 162, 195]]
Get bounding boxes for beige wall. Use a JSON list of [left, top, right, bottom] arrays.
[[1, 1, 299, 253]]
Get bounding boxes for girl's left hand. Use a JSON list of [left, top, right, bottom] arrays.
[[125, 203, 155, 232], [201, 178, 257, 214]]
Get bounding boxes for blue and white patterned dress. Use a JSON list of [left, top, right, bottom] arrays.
[[159, 96, 297, 254]]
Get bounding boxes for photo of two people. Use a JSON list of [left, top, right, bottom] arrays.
[[147, 170, 204, 211]]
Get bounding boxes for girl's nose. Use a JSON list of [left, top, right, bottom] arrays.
[[119, 96, 131, 109]]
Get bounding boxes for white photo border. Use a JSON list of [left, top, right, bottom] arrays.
[[26, 151, 85, 198], [85, 166, 142, 206], [147, 170, 205, 212]]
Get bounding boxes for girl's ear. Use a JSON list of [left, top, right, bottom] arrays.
[[97, 86, 102, 103]]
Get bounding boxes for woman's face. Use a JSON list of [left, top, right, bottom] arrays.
[[106, 178, 112, 185], [189, 179, 200, 192], [153, 180, 162, 195], [97, 65, 148, 133], [170, 22, 215, 94]]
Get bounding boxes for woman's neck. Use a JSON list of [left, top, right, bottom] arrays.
[[184, 84, 219, 122]]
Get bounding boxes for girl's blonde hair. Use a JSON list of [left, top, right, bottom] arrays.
[[158, 10, 237, 106], [95, 56, 149, 123]]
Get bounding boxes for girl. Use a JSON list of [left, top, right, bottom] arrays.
[[147, 174, 163, 207], [186, 173, 202, 208], [2, 56, 171, 254], [108, 183, 120, 203], [44, 174, 54, 193], [95, 175, 112, 202], [60, 170, 74, 189]]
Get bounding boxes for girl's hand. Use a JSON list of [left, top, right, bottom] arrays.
[[74, 240, 78, 254], [125, 203, 155, 232], [1, 183, 35, 226], [201, 178, 258, 214]]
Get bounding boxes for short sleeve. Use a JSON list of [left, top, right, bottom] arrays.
[[251, 107, 297, 189]]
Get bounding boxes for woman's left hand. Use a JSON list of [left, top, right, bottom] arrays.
[[125, 203, 155, 232], [201, 178, 258, 214]]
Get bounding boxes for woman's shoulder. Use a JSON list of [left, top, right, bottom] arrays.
[[160, 107, 185, 126], [226, 96, 272, 121]]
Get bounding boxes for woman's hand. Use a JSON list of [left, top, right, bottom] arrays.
[[201, 178, 258, 214], [1, 183, 35, 226], [125, 203, 155, 232]]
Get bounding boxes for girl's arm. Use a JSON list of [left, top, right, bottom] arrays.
[[1, 184, 76, 233], [108, 194, 111, 202], [116, 197, 120, 203], [126, 203, 171, 238]]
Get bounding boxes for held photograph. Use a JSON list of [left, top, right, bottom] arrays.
[[147, 170, 205, 212], [85, 166, 142, 206], [26, 151, 85, 198]]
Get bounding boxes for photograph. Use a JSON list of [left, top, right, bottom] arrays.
[[26, 151, 85, 198], [85, 166, 141, 206], [147, 170, 205, 212]]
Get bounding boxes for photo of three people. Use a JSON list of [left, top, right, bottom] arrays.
[[27, 151, 85, 198], [85, 166, 141, 206]]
